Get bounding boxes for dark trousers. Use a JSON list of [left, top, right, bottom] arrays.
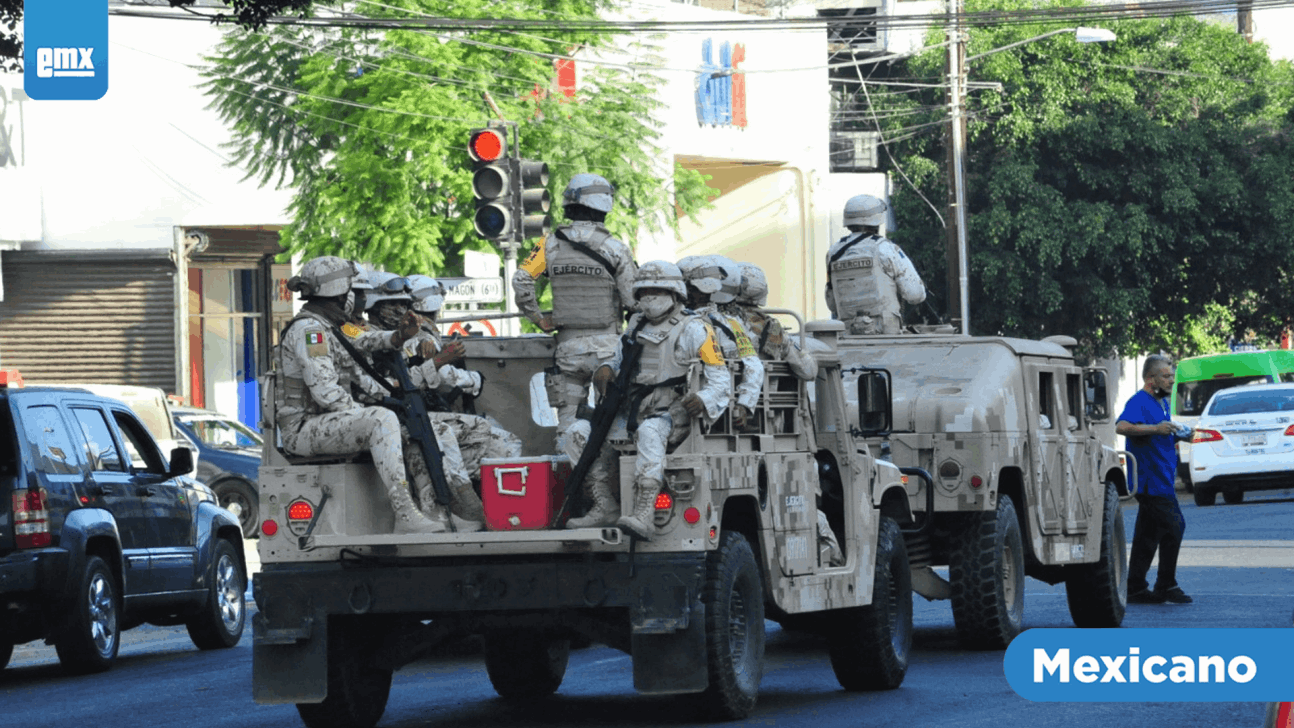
[[1127, 493, 1186, 593]]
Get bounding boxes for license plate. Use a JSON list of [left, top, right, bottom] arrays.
[[1241, 433, 1267, 447]]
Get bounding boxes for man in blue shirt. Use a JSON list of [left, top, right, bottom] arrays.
[[1116, 354, 1193, 604]]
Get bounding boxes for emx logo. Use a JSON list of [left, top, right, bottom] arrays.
[[23, 0, 108, 100], [36, 48, 96, 78]]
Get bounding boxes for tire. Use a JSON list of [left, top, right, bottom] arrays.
[[828, 516, 912, 690], [212, 478, 259, 538], [697, 530, 765, 720], [0, 640, 12, 671], [1064, 482, 1127, 628], [1177, 463, 1194, 494], [1194, 486, 1217, 507], [296, 621, 394, 728], [55, 555, 120, 674], [949, 494, 1025, 650], [186, 539, 246, 650], [1223, 489, 1245, 505], [483, 629, 570, 700]]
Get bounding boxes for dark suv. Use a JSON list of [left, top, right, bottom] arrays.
[[0, 381, 247, 673]]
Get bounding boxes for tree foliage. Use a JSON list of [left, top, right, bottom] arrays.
[[202, 0, 714, 276], [860, 0, 1294, 358]]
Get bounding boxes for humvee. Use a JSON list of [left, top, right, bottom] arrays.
[[836, 331, 1128, 649], [251, 317, 915, 727]]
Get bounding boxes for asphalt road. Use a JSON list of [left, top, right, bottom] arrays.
[[4, 488, 1291, 728]]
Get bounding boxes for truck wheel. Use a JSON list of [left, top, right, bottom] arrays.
[[1177, 463, 1194, 494], [697, 530, 765, 720], [828, 516, 912, 690], [296, 622, 393, 728], [1194, 486, 1217, 507], [1064, 482, 1127, 628], [55, 555, 120, 674], [186, 539, 246, 650], [949, 495, 1025, 650], [0, 640, 12, 670], [1223, 489, 1245, 505], [483, 629, 570, 699], [213, 478, 259, 538]]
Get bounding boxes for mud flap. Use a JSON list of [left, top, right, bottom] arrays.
[[252, 622, 327, 704], [632, 598, 709, 695]]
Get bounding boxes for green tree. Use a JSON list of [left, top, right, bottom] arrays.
[[862, 0, 1294, 358], [202, 0, 714, 277]]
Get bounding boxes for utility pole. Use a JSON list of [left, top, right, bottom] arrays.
[[1238, 0, 1254, 42], [945, 0, 970, 334]]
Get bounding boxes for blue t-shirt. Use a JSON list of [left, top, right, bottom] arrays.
[[1118, 389, 1178, 498]]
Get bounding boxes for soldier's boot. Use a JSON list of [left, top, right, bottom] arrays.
[[388, 478, 450, 535], [449, 482, 486, 524], [566, 479, 620, 529], [416, 483, 484, 533], [616, 478, 662, 541]]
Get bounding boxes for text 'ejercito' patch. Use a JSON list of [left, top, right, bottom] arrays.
[[1004, 629, 1293, 701], [23, 0, 108, 101]]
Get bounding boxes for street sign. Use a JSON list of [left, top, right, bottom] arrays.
[[444, 277, 504, 304]]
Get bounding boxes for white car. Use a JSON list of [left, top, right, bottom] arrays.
[[1189, 382, 1294, 506]]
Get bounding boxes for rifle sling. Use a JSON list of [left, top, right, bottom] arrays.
[[329, 328, 400, 396], [829, 233, 879, 264], [554, 229, 618, 276]]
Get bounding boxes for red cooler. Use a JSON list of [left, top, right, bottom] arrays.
[[481, 455, 570, 530]]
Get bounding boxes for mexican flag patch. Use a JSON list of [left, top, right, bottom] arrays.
[[307, 332, 324, 345]]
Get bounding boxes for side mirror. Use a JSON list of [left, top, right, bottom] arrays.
[[168, 446, 195, 477], [1084, 369, 1110, 423], [856, 368, 893, 436]]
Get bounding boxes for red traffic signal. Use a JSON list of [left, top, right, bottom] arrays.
[[468, 128, 506, 162]]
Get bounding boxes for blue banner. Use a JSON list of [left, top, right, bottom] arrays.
[[23, 0, 109, 100], [1005, 629, 1294, 701]]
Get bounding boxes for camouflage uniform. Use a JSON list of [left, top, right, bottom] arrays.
[[825, 233, 926, 335], [512, 220, 638, 437], [277, 306, 449, 533]]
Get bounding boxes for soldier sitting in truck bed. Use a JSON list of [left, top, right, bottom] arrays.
[[562, 260, 731, 538]]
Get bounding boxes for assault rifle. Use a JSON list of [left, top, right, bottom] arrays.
[[555, 319, 647, 528], [372, 349, 455, 529]]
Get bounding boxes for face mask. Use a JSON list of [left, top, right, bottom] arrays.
[[374, 302, 407, 329], [639, 294, 674, 321]]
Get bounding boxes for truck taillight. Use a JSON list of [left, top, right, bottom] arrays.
[[13, 488, 51, 548]]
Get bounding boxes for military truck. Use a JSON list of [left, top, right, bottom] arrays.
[[251, 318, 916, 727], [836, 331, 1128, 649]]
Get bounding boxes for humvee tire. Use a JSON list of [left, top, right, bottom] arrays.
[[1194, 486, 1217, 507], [1064, 482, 1127, 628], [697, 531, 765, 720], [296, 620, 393, 728], [949, 495, 1025, 650], [484, 629, 570, 700], [829, 516, 912, 690]]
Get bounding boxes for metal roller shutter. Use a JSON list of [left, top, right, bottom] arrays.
[[0, 252, 178, 392]]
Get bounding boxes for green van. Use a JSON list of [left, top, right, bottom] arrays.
[[1171, 349, 1294, 487]]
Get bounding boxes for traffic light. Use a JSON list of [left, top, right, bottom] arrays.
[[516, 160, 552, 241], [468, 127, 513, 241]]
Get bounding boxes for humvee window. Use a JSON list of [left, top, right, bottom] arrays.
[[1038, 372, 1056, 430], [1066, 374, 1084, 431]]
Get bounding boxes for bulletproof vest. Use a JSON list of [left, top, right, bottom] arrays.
[[547, 224, 621, 332], [275, 314, 319, 432], [633, 312, 697, 386], [828, 233, 898, 321]]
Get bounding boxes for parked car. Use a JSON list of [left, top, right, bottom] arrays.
[[172, 407, 261, 538], [1189, 382, 1294, 506], [0, 378, 246, 674]]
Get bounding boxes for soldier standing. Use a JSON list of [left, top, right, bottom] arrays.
[[825, 194, 926, 335], [565, 261, 731, 539], [276, 256, 450, 534], [512, 173, 638, 443]]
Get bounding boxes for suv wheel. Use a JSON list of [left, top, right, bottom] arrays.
[[213, 479, 260, 538], [186, 540, 246, 649], [55, 555, 120, 674]]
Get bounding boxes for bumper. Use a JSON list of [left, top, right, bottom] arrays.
[[0, 547, 70, 598], [1192, 455, 1294, 487]]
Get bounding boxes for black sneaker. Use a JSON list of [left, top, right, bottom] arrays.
[[1128, 588, 1165, 604], [1155, 587, 1193, 604]]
